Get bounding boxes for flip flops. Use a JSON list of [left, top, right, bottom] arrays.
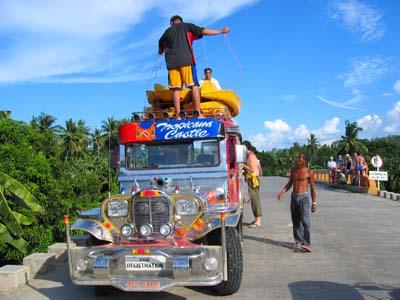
[[248, 222, 262, 228]]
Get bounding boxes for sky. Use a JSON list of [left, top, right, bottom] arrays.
[[1, 0, 400, 150]]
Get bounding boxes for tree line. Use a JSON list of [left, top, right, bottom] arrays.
[[247, 121, 400, 193]]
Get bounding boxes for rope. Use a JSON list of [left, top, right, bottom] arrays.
[[201, 38, 209, 65], [223, 34, 244, 75], [197, 37, 225, 60], [143, 53, 161, 110]]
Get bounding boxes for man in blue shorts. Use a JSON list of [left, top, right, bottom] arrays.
[[159, 15, 229, 119]]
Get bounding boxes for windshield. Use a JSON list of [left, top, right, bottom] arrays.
[[126, 139, 220, 169]]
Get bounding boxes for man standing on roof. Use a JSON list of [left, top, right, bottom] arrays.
[[199, 67, 222, 90], [158, 15, 230, 119]]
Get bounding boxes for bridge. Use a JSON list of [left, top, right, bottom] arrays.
[[1, 177, 399, 300]]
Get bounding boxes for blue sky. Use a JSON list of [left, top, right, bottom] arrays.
[[1, 0, 400, 150]]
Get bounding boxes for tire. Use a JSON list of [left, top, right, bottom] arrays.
[[237, 213, 244, 242], [208, 227, 243, 295]]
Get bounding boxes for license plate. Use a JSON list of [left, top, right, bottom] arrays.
[[125, 255, 166, 271]]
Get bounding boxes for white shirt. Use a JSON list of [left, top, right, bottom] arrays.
[[199, 78, 221, 90], [327, 160, 337, 169]]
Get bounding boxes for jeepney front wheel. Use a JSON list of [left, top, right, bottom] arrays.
[[208, 227, 243, 295]]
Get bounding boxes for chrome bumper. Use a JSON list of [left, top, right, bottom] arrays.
[[68, 245, 223, 291]]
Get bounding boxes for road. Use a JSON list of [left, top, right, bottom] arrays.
[[1, 177, 400, 300]]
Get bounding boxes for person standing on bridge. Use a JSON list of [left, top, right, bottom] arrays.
[[158, 15, 230, 119], [277, 153, 317, 252]]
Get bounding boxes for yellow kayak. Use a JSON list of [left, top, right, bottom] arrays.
[[148, 101, 235, 118], [146, 83, 241, 117]]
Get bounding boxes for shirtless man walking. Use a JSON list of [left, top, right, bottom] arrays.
[[277, 154, 317, 252]]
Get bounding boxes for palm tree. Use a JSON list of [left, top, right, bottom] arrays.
[[57, 119, 89, 159], [333, 120, 368, 155], [0, 111, 11, 120], [0, 172, 43, 255], [307, 133, 319, 165], [101, 117, 120, 149], [34, 112, 59, 133], [90, 128, 104, 157]]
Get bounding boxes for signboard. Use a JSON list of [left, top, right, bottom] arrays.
[[155, 118, 221, 140], [369, 171, 388, 181], [371, 155, 383, 168], [119, 118, 222, 143]]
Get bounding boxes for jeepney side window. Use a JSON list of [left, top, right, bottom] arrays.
[[193, 140, 219, 165]]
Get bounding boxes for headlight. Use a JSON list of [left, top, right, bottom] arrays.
[[121, 224, 134, 237], [140, 224, 153, 237], [160, 224, 171, 236], [107, 200, 128, 217], [75, 259, 88, 272], [176, 198, 199, 215]]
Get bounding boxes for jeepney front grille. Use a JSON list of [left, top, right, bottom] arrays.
[[133, 196, 171, 234]]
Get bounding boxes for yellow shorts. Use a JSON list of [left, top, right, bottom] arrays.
[[168, 65, 198, 89]]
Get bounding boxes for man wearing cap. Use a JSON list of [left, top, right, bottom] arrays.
[[159, 15, 229, 119]]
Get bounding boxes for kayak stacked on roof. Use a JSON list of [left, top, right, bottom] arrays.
[[146, 82, 241, 118]]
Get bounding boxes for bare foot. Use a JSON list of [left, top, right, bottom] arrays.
[[301, 245, 312, 252], [292, 243, 301, 249], [248, 222, 261, 228]]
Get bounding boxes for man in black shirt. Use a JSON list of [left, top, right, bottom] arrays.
[[159, 15, 230, 119]]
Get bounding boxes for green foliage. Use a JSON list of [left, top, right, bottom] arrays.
[[0, 116, 118, 262], [332, 120, 368, 155], [0, 172, 43, 257]]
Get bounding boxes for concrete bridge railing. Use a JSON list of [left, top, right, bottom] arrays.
[[311, 169, 378, 195]]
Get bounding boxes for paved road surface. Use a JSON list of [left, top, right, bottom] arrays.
[[1, 177, 400, 300]]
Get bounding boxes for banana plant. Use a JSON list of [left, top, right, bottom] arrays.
[[0, 172, 43, 254]]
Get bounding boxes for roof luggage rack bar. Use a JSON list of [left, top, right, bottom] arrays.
[[131, 107, 233, 121]]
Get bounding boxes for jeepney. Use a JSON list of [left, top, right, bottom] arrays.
[[65, 114, 248, 295]]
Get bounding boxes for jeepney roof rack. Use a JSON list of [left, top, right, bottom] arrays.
[[131, 107, 234, 122]]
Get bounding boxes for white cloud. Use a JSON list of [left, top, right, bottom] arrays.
[[339, 56, 389, 88], [0, 0, 257, 84], [329, 0, 385, 42], [264, 119, 291, 133], [319, 117, 341, 135], [384, 101, 400, 133], [382, 92, 393, 97], [318, 88, 363, 110], [357, 114, 382, 137], [250, 133, 268, 149], [251, 117, 342, 150], [294, 124, 310, 141], [394, 80, 400, 94]]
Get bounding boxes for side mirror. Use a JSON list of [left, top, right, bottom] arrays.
[[236, 144, 247, 164]]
